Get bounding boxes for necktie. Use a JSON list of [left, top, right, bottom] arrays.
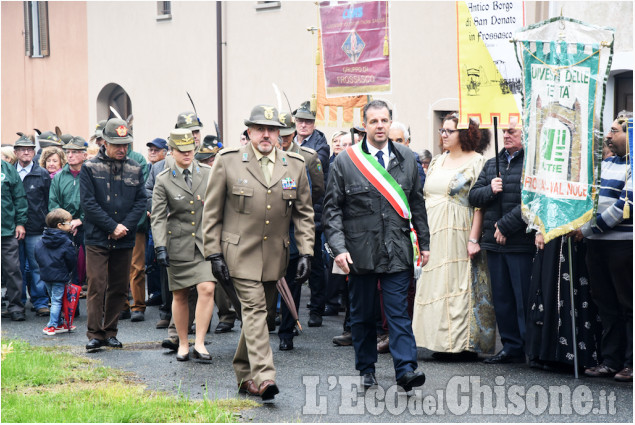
[[376, 151, 385, 169], [183, 169, 192, 189], [261, 156, 271, 185]]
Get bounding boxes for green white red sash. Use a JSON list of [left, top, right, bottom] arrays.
[[347, 143, 423, 279]]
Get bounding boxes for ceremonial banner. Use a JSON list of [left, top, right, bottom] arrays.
[[456, 1, 525, 128], [515, 18, 614, 243], [319, 1, 390, 97], [316, 31, 369, 128]]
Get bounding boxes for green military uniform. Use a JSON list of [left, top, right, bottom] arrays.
[[49, 164, 84, 220], [151, 138, 214, 291], [203, 107, 315, 389]]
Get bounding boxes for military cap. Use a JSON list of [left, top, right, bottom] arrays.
[[94, 120, 107, 139], [244, 104, 286, 128], [278, 111, 296, 136], [292, 100, 316, 120], [175, 111, 203, 131], [195, 135, 222, 160], [102, 118, 133, 145], [14, 134, 36, 148], [38, 131, 63, 148], [65, 136, 88, 151], [168, 128, 196, 152], [60, 134, 73, 145]]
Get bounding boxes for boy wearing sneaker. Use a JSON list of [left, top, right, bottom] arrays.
[[35, 209, 77, 335]]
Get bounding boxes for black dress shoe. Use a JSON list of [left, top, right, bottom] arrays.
[[308, 312, 322, 327], [192, 348, 212, 361], [105, 337, 123, 348], [176, 351, 190, 362], [259, 380, 279, 401], [279, 338, 294, 351], [214, 322, 234, 333], [86, 338, 104, 351], [396, 370, 426, 392], [10, 311, 26, 321], [483, 350, 525, 364], [119, 310, 131, 320], [362, 372, 378, 389]]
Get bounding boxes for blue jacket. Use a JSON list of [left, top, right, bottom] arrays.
[[17, 162, 51, 235], [34, 228, 76, 283]]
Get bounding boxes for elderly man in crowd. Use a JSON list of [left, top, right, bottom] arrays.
[[80, 118, 147, 352]]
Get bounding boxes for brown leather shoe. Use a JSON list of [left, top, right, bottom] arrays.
[[238, 380, 259, 396], [615, 367, 633, 382], [258, 380, 279, 400], [584, 364, 617, 378], [377, 334, 390, 354]]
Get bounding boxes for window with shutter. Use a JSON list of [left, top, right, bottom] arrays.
[[23, 1, 49, 58], [157, 1, 172, 21]]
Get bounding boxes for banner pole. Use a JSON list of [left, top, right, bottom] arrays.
[[493, 116, 502, 217], [567, 237, 579, 379]]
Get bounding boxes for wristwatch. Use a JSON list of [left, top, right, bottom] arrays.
[[468, 238, 479, 244]]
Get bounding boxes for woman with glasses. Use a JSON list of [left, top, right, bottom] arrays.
[[412, 113, 495, 361]]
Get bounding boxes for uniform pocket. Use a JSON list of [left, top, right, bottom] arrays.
[[221, 231, 241, 271], [282, 189, 297, 216], [232, 185, 254, 214]]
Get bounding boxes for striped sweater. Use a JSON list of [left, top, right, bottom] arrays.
[[581, 155, 633, 240]]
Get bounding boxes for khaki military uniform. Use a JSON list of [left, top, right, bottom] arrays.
[[151, 160, 214, 290], [203, 143, 314, 386]]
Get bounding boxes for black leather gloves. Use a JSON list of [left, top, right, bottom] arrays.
[[207, 253, 230, 284], [295, 254, 312, 283], [155, 246, 170, 267]]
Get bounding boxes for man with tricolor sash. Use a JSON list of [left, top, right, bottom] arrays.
[[323, 100, 429, 392]]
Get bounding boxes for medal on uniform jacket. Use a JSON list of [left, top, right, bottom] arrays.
[[242, 153, 249, 162], [281, 177, 296, 190], [282, 157, 288, 166]]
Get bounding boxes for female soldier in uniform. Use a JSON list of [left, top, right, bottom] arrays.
[[151, 129, 215, 361]]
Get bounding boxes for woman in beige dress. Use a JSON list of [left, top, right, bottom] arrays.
[[412, 113, 495, 360], [151, 129, 216, 362]]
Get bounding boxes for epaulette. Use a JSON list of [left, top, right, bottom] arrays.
[[219, 147, 240, 156], [299, 146, 317, 155], [198, 162, 212, 169], [286, 151, 306, 162], [157, 167, 171, 177]]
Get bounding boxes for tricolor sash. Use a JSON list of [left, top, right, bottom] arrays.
[[347, 143, 423, 279]]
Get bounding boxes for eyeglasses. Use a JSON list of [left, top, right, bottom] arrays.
[[609, 128, 622, 134], [61, 221, 72, 226], [438, 128, 458, 136]]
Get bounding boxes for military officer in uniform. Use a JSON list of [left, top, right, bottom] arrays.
[[151, 129, 216, 362], [202, 104, 315, 401]]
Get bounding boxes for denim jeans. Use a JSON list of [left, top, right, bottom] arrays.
[[44, 281, 65, 328], [19, 234, 49, 309]]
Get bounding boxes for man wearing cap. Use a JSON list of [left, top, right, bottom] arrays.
[[195, 135, 239, 334], [91, 120, 107, 147], [277, 110, 324, 350], [14, 135, 51, 317], [1, 156, 28, 321], [203, 104, 315, 400], [144, 137, 168, 307], [175, 111, 203, 146], [293, 101, 330, 327], [49, 137, 88, 285], [80, 118, 147, 351]]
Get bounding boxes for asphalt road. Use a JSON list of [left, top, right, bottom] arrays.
[[2, 286, 632, 423]]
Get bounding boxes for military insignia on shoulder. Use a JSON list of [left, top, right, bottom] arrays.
[[219, 147, 240, 155], [317, 163, 322, 172], [281, 177, 297, 190]]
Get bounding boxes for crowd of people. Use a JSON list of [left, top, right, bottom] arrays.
[[1, 100, 632, 403]]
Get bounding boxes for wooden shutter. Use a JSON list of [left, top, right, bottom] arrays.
[[37, 1, 49, 56], [23, 1, 32, 56]]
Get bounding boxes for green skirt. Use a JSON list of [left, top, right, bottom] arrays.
[[167, 248, 215, 291]]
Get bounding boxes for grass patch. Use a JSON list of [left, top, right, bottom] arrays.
[[1, 338, 259, 422]]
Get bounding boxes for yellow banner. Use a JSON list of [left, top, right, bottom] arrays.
[[456, 1, 524, 128]]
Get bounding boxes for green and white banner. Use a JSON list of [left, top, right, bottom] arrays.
[[514, 18, 614, 243]]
